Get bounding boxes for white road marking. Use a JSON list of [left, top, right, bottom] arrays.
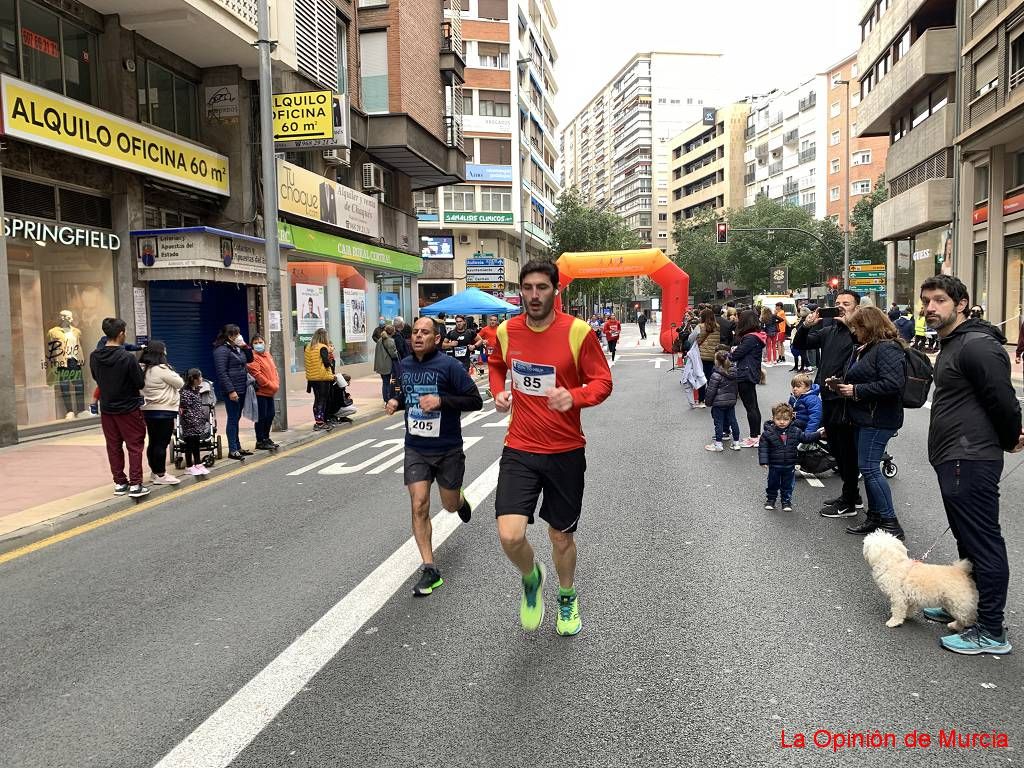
[[287, 439, 375, 475], [460, 409, 496, 428], [151, 457, 504, 768], [319, 439, 405, 475], [484, 415, 510, 427], [654, 359, 663, 369], [367, 436, 483, 475], [804, 476, 825, 488]]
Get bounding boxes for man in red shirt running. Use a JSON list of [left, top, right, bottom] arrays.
[[477, 314, 499, 366], [602, 313, 622, 361], [489, 260, 613, 636]]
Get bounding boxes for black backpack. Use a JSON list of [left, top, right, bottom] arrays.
[[902, 344, 933, 408]]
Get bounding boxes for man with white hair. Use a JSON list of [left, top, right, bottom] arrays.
[[393, 316, 410, 359]]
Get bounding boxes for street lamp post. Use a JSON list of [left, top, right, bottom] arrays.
[[837, 79, 852, 288], [516, 57, 531, 267]]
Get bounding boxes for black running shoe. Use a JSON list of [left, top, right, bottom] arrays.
[[413, 566, 443, 596], [457, 495, 472, 523], [820, 500, 858, 518], [822, 495, 864, 510]]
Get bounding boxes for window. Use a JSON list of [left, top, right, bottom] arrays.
[[657, 196, 668, 205], [831, 72, 842, 88], [831, 158, 841, 174], [911, 94, 930, 128], [137, 60, 198, 139], [830, 101, 841, 117], [1014, 151, 1024, 187], [479, 138, 510, 164], [975, 50, 997, 97], [477, 43, 509, 69], [895, 28, 911, 63], [851, 63, 859, 77], [975, 0, 989, 8], [336, 18, 348, 95], [480, 186, 511, 211], [357, 0, 388, 7], [360, 30, 388, 113], [477, 0, 508, 19], [657, 231, 668, 239], [851, 91, 861, 107], [829, 186, 840, 201], [974, 164, 989, 203], [18, 1, 97, 104], [851, 180, 871, 195], [479, 90, 510, 116], [444, 185, 475, 211], [830, 130, 841, 146], [296, 0, 340, 90], [1011, 35, 1024, 88], [413, 189, 437, 213], [658, 212, 668, 221], [852, 150, 872, 165]]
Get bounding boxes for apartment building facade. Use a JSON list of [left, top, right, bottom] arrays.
[[0, 0, 464, 444], [742, 77, 829, 220], [414, 0, 557, 309], [854, 0, 957, 309], [664, 103, 748, 256], [954, 0, 1024, 348], [824, 54, 890, 230], [560, 52, 726, 247]]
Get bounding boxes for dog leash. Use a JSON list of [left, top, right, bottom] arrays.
[[917, 526, 951, 562]]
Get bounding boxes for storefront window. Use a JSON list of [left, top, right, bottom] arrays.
[[1007, 246, 1023, 347], [19, 1, 96, 103], [378, 275, 411, 322], [910, 224, 951, 297], [973, 244, 988, 312], [20, 1, 61, 95], [0, 0, 18, 75], [7, 240, 116, 428], [894, 238, 913, 306], [288, 262, 371, 367]]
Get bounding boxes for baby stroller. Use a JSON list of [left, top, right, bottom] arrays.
[[798, 437, 898, 479], [171, 381, 223, 469], [326, 374, 358, 424]]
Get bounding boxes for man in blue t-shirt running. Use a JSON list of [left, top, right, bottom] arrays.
[[386, 316, 483, 596]]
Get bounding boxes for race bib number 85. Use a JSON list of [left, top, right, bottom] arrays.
[[511, 359, 556, 396]]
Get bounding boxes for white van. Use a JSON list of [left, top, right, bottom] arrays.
[[753, 294, 798, 329]]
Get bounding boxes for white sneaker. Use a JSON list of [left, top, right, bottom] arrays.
[[197, 464, 210, 475], [186, 465, 202, 476], [730, 442, 743, 451], [694, 403, 707, 409], [152, 473, 181, 485], [704, 442, 724, 452]]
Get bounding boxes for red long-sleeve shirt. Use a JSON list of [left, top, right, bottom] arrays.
[[488, 312, 613, 453]]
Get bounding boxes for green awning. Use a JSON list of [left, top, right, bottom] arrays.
[[279, 221, 422, 275]]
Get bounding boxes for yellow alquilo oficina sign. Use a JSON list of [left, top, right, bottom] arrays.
[[272, 90, 333, 141], [0, 76, 230, 196]]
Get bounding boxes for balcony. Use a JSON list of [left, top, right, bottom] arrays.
[[799, 147, 816, 163], [755, 143, 769, 160], [801, 202, 816, 216], [745, 125, 755, 139], [783, 180, 798, 195], [440, 22, 466, 84], [885, 106, 954, 180], [798, 92, 816, 111], [873, 177, 953, 240], [857, 27, 956, 137], [445, 115, 465, 151], [783, 129, 798, 144], [744, 171, 756, 184], [768, 160, 783, 176]]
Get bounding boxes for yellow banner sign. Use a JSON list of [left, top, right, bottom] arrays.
[[272, 90, 333, 142], [0, 76, 230, 196]]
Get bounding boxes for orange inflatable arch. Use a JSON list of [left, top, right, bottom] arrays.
[[554, 249, 690, 354]]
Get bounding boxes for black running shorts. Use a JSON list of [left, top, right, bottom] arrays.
[[403, 446, 466, 490], [495, 446, 587, 533]]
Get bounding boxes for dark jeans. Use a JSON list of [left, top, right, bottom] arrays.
[[100, 409, 146, 485], [255, 395, 275, 442], [224, 394, 244, 453], [934, 459, 1008, 634], [697, 359, 714, 402], [856, 426, 897, 517], [380, 373, 393, 403], [607, 339, 618, 360], [638, 322, 647, 339], [144, 415, 176, 476], [711, 405, 740, 442], [183, 435, 202, 467], [737, 380, 761, 438], [766, 465, 796, 504], [310, 380, 332, 423], [823, 405, 860, 502]]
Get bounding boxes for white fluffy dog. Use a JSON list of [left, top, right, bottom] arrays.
[[862, 530, 978, 630]]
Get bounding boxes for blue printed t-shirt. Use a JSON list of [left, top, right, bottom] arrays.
[[398, 349, 477, 453]]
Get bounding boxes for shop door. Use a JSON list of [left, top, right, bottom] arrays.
[[148, 281, 250, 400]]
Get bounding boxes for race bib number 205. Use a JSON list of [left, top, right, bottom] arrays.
[[407, 407, 440, 438], [511, 359, 556, 396]]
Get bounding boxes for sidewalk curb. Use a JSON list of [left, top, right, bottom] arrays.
[[0, 411, 390, 559]]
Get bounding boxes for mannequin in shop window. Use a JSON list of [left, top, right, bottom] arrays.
[[46, 310, 86, 419]]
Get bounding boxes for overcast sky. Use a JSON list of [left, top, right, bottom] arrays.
[[552, 0, 862, 124]]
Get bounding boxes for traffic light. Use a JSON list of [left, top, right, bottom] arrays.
[[828, 277, 840, 289], [716, 222, 728, 244]]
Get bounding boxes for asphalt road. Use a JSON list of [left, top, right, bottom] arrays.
[[1, 325, 1022, 768]]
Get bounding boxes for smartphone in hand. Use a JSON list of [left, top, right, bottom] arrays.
[[819, 307, 841, 319]]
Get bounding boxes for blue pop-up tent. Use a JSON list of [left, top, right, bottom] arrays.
[[420, 287, 520, 316]]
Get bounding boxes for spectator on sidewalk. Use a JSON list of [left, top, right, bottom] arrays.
[[140, 341, 183, 486], [716, 304, 735, 348], [213, 324, 253, 461], [179, 368, 210, 476], [696, 308, 720, 404], [760, 307, 779, 366], [729, 309, 767, 447], [393, 317, 411, 360], [305, 327, 336, 431], [374, 324, 400, 404], [372, 316, 387, 344], [89, 318, 149, 498], [246, 334, 280, 450], [921, 275, 1023, 655]]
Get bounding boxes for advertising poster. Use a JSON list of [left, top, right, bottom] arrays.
[[296, 283, 325, 343], [380, 292, 400, 320], [344, 287, 367, 342]]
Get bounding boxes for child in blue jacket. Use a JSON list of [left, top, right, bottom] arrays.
[[788, 373, 822, 434]]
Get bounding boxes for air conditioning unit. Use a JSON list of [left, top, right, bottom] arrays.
[[458, 234, 471, 245], [323, 148, 350, 166], [362, 162, 385, 192]]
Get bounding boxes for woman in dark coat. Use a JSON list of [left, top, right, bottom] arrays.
[[729, 309, 768, 447], [212, 323, 254, 460], [834, 306, 907, 540]]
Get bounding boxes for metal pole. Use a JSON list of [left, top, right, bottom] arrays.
[[257, 0, 288, 429], [0, 164, 17, 446], [843, 80, 850, 287]]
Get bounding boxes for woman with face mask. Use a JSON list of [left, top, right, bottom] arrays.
[[246, 334, 280, 450], [213, 323, 254, 460]]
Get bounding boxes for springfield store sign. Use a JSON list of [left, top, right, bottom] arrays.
[[0, 76, 230, 196], [4, 215, 120, 249]]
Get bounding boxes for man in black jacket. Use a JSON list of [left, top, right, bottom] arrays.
[[920, 275, 1023, 655], [792, 289, 863, 517], [89, 317, 149, 498], [715, 304, 735, 347]]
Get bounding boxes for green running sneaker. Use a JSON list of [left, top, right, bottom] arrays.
[[412, 566, 443, 596], [519, 562, 545, 631], [556, 588, 582, 636]]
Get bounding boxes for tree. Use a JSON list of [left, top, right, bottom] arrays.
[[548, 187, 643, 311], [670, 209, 725, 300]]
